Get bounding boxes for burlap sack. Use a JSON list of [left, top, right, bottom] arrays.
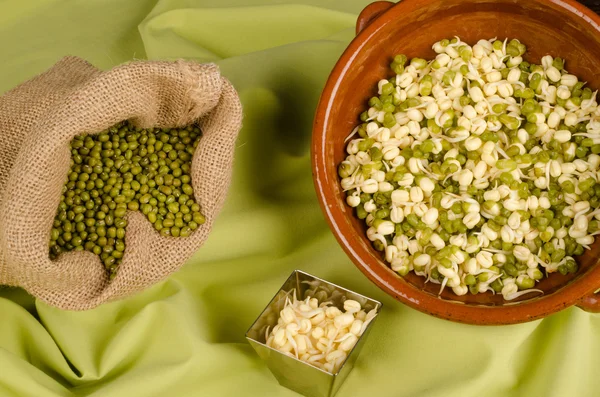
[[0, 56, 242, 310]]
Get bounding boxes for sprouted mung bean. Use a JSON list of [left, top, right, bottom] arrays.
[[339, 37, 600, 300], [49, 122, 206, 278], [265, 291, 377, 374]]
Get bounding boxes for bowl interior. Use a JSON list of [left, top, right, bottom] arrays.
[[315, 0, 600, 310]]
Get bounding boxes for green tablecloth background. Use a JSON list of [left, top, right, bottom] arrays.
[[1, 1, 599, 396]]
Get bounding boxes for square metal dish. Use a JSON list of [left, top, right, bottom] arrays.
[[246, 270, 382, 397]]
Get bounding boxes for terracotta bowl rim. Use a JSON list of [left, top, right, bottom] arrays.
[[311, 0, 600, 324]]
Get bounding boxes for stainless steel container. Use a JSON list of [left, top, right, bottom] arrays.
[[245, 270, 382, 397]]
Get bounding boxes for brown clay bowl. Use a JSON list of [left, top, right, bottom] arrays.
[[312, 0, 600, 324]]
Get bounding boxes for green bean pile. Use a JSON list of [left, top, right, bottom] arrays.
[[339, 37, 600, 300], [49, 122, 205, 277]]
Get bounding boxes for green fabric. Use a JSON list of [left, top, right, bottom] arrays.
[[1, 0, 599, 396]]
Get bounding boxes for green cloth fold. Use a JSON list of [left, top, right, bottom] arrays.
[[1, 0, 599, 396]]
